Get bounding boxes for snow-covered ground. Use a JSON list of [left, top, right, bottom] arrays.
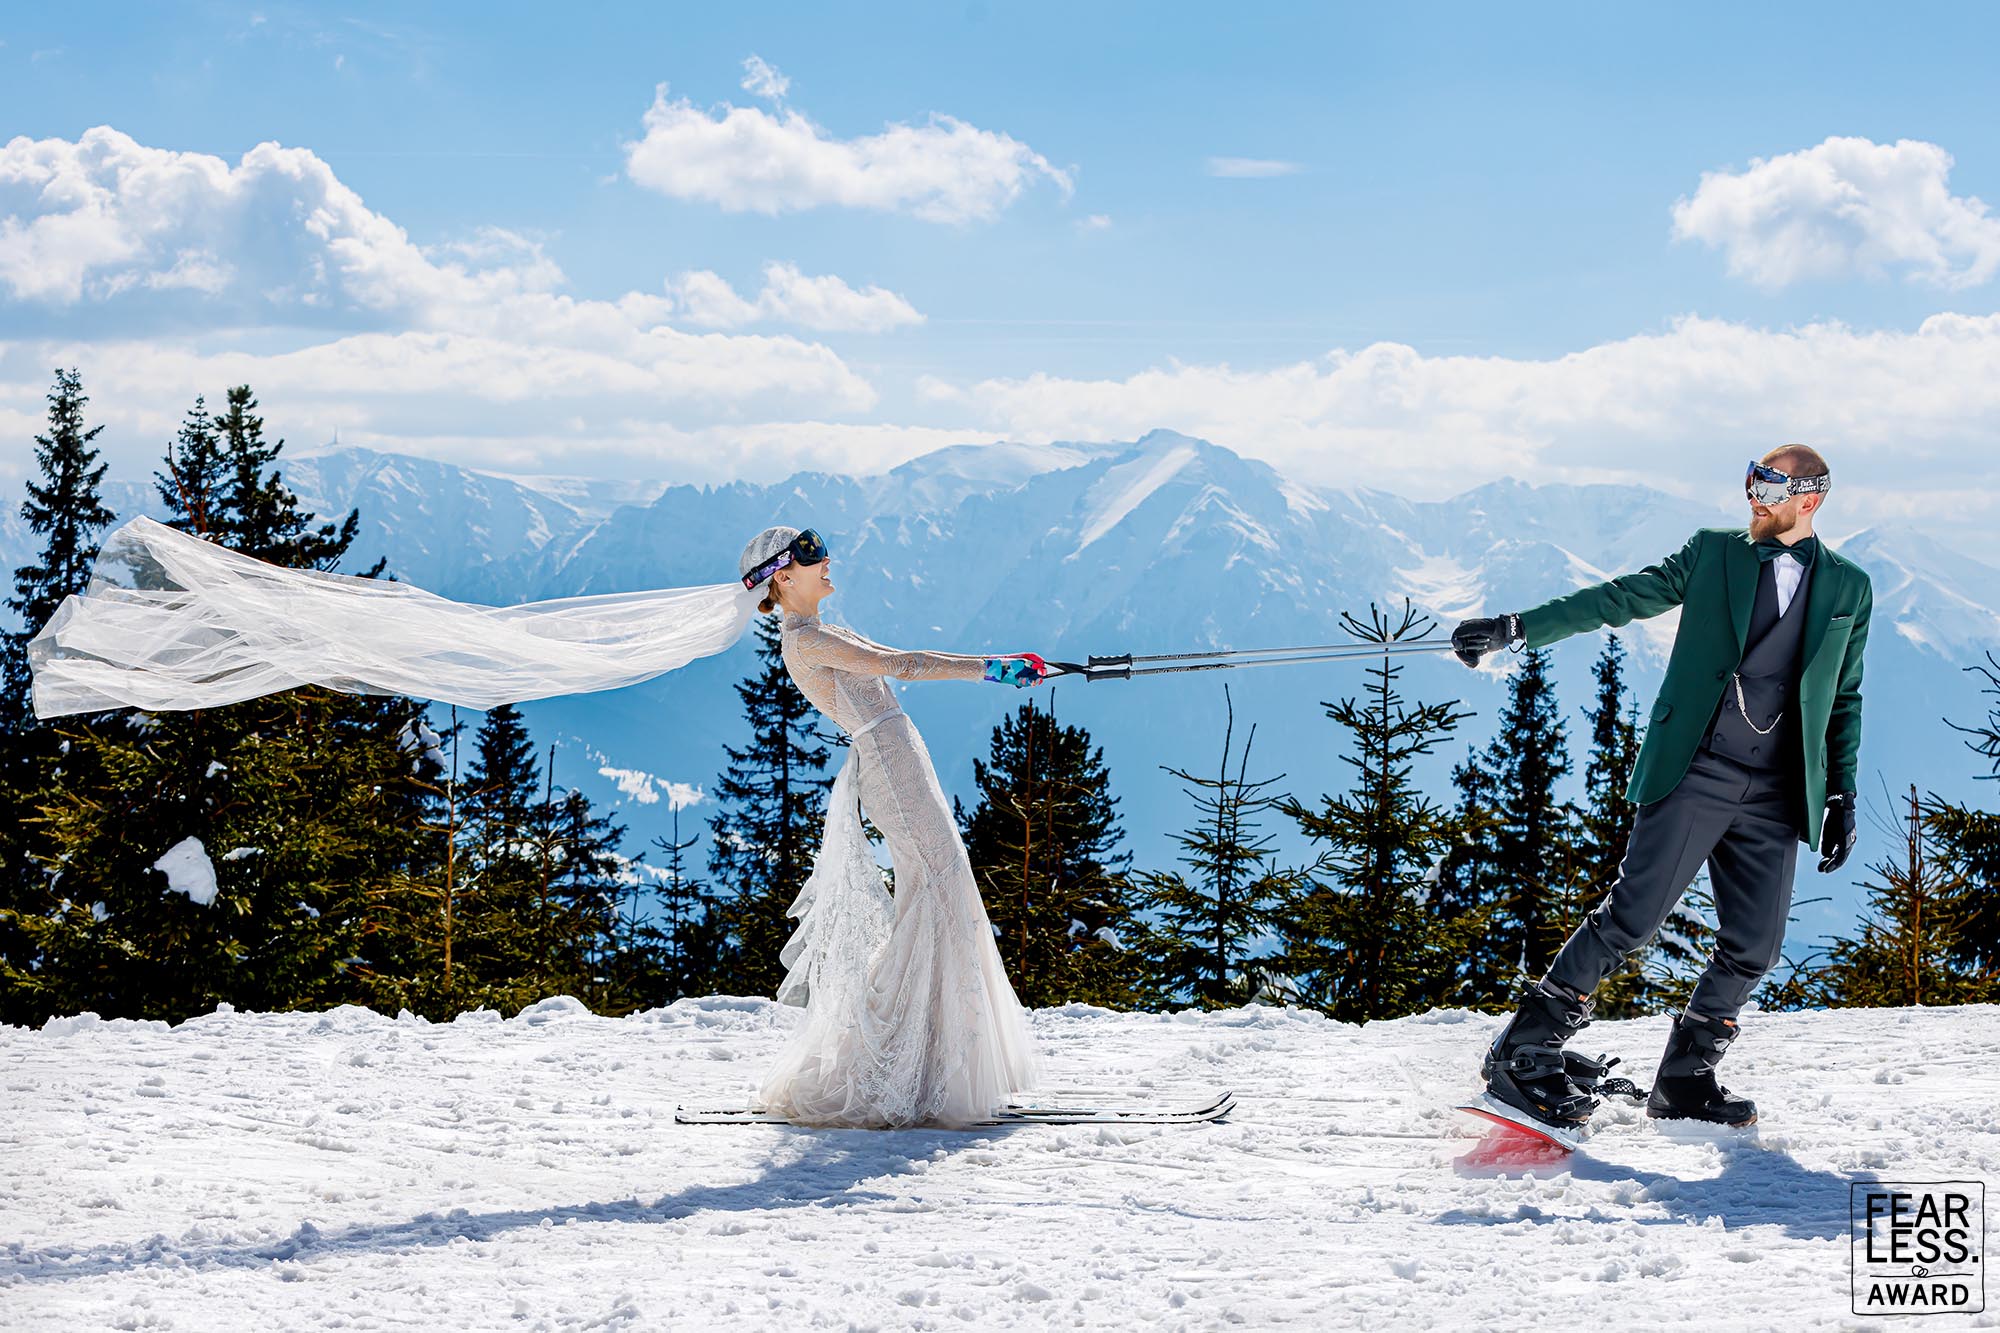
[[4, 997, 1996, 1331]]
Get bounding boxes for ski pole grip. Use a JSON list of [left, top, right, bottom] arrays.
[[1086, 653, 1133, 683]]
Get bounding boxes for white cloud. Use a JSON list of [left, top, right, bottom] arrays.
[[669, 261, 923, 332], [1078, 214, 1113, 232], [0, 126, 890, 465], [661, 781, 704, 811], [922, 311, 2000, 534], [599, 765, 661, 805], [1206, 157, 1301, 179], [622, 80, 1071, 224], [596, 767, 704, 810], [0, 126, 564, 317], [740, 54, 789, 101], [1672, 136, 2000, 290]]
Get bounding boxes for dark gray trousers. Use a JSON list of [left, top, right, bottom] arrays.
[[1544, 745, 1802, 1024]]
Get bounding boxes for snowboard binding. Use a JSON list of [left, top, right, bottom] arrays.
[[1479, 983, 1603, 1128], [1562, 1050, 1649, 1105], [1468, 984, 1654, 1150], [1459, 1050, 1650, 1154]]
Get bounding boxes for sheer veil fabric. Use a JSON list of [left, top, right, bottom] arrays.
[[27, 516, 761, 718]]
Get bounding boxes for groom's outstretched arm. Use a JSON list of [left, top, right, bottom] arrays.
[[1518, 531, 1702, 650]]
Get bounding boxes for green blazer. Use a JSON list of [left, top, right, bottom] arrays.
[[1518, 527, 1873, 847]]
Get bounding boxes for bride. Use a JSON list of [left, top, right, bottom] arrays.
[[737, 525, 1046, 1127], [27, 513, 1049, 1129]]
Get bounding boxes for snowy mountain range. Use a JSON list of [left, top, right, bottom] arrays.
[[10, 430, 1999, 942]]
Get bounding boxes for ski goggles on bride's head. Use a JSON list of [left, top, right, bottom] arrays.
[[1745, 461, 1831, 508], [740, 528, 829, 589]]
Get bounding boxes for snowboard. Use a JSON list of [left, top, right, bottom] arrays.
[[1453, 1091, 1585, 1153]]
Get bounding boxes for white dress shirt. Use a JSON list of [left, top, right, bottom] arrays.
[[1774, 548, 1805, 617]]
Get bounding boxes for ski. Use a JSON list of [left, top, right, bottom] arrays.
[[676, 1092, 1234, 1127], [1004, 1087, 1232, 1118]]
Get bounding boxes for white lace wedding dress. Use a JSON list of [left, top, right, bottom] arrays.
[[755, 608, 1042, 1127]]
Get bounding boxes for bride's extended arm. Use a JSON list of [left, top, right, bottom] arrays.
[[796, 622, 1016, 683]]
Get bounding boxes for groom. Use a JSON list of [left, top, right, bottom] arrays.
[[1450, 445, 1873, 1130]]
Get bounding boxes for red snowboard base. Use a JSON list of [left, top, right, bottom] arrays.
[[1454, 1092, 1585, 1153]]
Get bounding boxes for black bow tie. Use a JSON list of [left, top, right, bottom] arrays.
[[1754, 535, 1818, 565]]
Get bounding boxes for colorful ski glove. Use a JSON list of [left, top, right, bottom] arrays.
[[1818, 791, 1858, 873], [982, 653, 1049, 688], [1450, 614, 1524, 667]]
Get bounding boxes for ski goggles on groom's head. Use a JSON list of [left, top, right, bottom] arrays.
[[740, 528, 830, 590], [1745, 460, 1831, 508]]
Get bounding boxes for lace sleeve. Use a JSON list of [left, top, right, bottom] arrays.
[[793, 622, 989, 682]]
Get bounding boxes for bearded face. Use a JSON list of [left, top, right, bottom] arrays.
[[1748, 495, 1803, 541]]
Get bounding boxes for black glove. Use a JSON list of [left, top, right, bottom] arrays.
[[1818, 791, 1858, 873], [1451, 613, 1523, 667]]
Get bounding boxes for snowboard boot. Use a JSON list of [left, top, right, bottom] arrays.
[[1646, 1011, 1757, 1126], [1482, 979, 1601, 1130]]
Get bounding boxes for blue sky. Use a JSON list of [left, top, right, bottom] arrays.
[[6, 3, 2000, 555]]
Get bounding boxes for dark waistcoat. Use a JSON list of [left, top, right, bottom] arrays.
[[1702, 554, 1813, 774]]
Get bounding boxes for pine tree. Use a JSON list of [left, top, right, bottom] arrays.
[[213, 385, 359, 569], [1569, 636, 1652, 1014], [599, 850, 668, 1014], [444, 709, 546, 1006], [1437, 646, 1576, 1005], [392, 718, 633, 1014], [3, 370, 115, 725], [534, 768, 628, 1010], [361, 708, 480, 1016], [652, 795, 729, 999], [465, 704, 541, 870], [13, 683, 438, 1023], [0, 370, 118, 1025], [1797, 653, 2000, 1009], [7, 388, 429, 1024], [1274, 602, 1485, 1022], [1133, 685, 1296, 1008], [1814, 784, 1994, 1006], [1923, 793, 2000, 984], [1926, 651, 2000, 979], [1575, 637, 1639, 894], [154, 396, 228, 538], [708, 617, 830, 996], [958, 690, 1140, 1007]]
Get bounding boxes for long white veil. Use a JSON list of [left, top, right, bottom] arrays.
[[28, 515, 762, 719], [28, 513, 882, 1025]]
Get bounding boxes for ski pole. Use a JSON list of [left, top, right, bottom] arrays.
[[1103, 637, 1454, 666], [1042, 638, 1457, 682]]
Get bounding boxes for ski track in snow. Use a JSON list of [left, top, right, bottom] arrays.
[[3, 998, 1996, 1331]]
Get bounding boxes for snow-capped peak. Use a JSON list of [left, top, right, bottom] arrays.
[[1073, 443, 1200, 554]]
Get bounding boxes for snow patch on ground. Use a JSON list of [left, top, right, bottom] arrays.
[[3, 999, 1995, 1330]]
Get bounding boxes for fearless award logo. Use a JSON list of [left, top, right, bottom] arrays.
[[1851, 1182, 1984, 1316]]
